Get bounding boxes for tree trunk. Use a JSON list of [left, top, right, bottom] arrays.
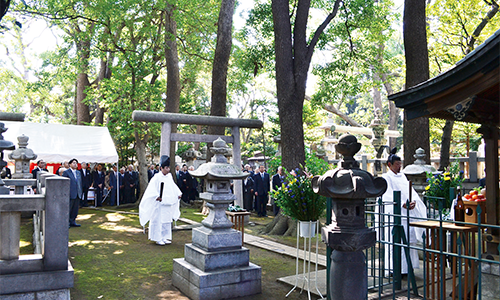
[[210, 0, 235, 123], [438, 120, 453, 171], [134, 132, 149, 201], [207, 0, 235, 160], [272, 0, 304, 171], [260, 213, 297, 237], [76, 72, 91, 125], [165, 3, 181, 173], [95, 57, 111, 125], [403, 0, 430, 166], [74, 22, 94, 125]]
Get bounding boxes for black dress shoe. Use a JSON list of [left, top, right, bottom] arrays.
[[70, 223, 81, 227]]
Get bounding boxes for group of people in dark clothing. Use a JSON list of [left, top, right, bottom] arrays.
[[30, 159, 140, 208], [77, 162, 135, 207], [174, 164, 199, 204], [242, 164, 285, 217], [28, 157, 285, 224]]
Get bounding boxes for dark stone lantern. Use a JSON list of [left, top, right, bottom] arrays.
[[0, 123, 15, 194], [312, 134, 387, 300]]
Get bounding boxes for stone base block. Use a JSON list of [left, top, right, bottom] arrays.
[[0, 288, 70, 300], [481, 262, 500, 300], [192, 227, 242, 251], [173, 258, 261, 300], [185, 244, 249, 272], [0, 262, 73, 295]]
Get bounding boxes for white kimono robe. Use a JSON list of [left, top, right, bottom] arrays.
[[139, 172, 182, 242], [379, 170, 427, 274]]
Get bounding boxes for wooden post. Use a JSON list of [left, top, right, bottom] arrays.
[[478, 125, 499, 255], [468, 151, 478, 182]]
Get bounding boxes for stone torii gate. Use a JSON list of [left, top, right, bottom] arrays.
[[132, 111, 263, 206]]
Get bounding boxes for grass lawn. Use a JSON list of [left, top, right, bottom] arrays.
[[19, 207, 320, 299]]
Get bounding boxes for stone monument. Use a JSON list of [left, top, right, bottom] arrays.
[[312, 134, 387, 300], [172, 138, 262, 300], [9, 135, 37, 179]]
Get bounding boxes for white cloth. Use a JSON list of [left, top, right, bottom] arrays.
[[378, 170, 427, 274], [139, 172, 182, 242]]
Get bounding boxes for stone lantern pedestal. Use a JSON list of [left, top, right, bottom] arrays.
[[402, 148, 436, 197], [172, 138, 261, 300], [312, 134, 387, 300]]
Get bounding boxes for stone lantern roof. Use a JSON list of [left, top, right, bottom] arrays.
[[189, 137, 248, 181], [312, 134, 387, 199]]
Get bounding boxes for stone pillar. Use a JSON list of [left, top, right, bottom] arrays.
[[160, 121, 172, 156], [43, 175, 70, 271], [312, 134, 387, 300], [173, 138, 261, 299], [232, 126, 243, 207]]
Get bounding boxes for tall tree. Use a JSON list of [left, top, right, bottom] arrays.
[[207, 0, 236, 151], [164, 1, 181, 175], [272, 0, 341, 171], [402, 0, 430, 166]]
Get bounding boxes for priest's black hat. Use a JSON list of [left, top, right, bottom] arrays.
[[160, 155, 170, 168], [387, 147, 401, 164]]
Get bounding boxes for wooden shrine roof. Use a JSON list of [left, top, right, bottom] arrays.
[[388, 29, 500, 127]]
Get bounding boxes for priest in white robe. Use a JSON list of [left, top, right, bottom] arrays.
[[379, 149, 427, 275], [139, 155, 182, 245]]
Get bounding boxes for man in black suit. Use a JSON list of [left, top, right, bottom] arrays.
[[108, 165, 120, 206], [123, 165, 138, 203], [147, 164, 157, 182], [174, 164, 181, 187], [242, 170, 255, 211], [253, 164, 270, 217], [79, 162, 92, 207], [92, 163, 106, 207], [119, 167, 125, 204], [63, 158, 83, 227], [32, 160, 48, 193], [179, 164, 191, 203], [271, 166, 285, 216]]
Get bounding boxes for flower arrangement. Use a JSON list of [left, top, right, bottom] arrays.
[[273, 168, 327, 221], [424, 161, 464, 209]]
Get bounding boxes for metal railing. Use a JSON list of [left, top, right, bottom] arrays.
[[364, 191, 500, 300]]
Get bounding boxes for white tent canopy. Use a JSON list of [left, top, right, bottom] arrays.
[[2, 121, 118, 164]]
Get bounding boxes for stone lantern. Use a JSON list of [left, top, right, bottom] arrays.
[[8, 135, 37, 180], [402, 147, 436, 197], [370, 109, 389, 176], [180, 143, 200, 167], [172, 137, 262, 300], [312, 134, 387, 300], [273, 135, 281, 156], [0, 123, 15, 195]]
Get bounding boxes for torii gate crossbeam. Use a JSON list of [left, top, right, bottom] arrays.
[[132, 110, 263, 206]]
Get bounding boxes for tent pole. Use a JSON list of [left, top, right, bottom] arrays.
[[117, 162, 120, 206]]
